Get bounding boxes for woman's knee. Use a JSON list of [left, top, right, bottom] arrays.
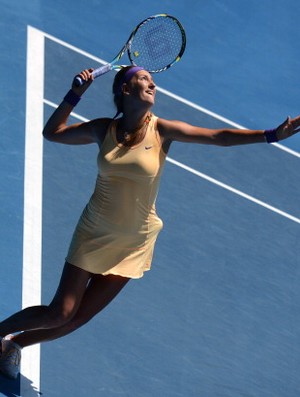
[[46, 302, 78, 328], [46, 262, 92, 328], [65, 313, 91, 333]]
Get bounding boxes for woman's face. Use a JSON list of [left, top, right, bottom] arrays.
[[126, 70, 156, 106]]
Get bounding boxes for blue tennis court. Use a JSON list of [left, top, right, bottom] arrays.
[[1, 1, 300, 396]]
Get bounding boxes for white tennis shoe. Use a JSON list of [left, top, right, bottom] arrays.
[[0, 335, 21, 379]]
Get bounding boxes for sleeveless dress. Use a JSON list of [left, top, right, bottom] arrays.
[[66, 115, 167, 279]]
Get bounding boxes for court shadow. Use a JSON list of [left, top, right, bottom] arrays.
[[0, 373, 42, 396]]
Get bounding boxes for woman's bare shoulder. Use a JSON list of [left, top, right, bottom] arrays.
[[90, 117, 115, 144]]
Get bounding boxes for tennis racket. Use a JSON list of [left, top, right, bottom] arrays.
[[74, 13, 186, 86]]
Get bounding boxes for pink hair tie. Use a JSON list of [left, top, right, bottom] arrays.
[[123, 66, 145, 83]]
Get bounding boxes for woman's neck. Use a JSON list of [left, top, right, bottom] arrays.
[[120, 109, 151, 131], [117, 112, 152, 146]]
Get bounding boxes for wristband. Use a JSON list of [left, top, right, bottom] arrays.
[[264, 129, 278, 143], [63, 89, 81, 107]]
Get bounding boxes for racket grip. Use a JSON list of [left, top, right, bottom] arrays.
[[73, 64, 113, 87], [92, 64, 112, 78]]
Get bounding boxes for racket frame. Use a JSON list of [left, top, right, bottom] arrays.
[[74, 13, 186, 86]]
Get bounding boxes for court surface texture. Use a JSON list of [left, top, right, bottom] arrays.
[[0, 1, 300, 396]]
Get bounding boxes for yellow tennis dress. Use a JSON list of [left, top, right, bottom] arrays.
[[66, 115, 167, 279]]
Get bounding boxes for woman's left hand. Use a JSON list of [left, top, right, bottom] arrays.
[[276, 115, 300, 141]]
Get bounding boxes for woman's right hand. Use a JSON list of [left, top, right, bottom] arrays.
[[72, 68, 94, 96]]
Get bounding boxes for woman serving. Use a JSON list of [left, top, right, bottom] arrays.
[[0, 65, 299, 379]]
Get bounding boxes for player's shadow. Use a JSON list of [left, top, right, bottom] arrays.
[[0, 373, 42, 396]]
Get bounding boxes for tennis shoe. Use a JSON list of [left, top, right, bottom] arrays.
[[0, 335, 21, 379]]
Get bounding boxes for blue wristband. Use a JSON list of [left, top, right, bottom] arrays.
[[63, 90, 81, 107], [264, 129, 278, 143]]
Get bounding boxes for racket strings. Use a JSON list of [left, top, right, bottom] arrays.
[[130, 17, 185, 72]]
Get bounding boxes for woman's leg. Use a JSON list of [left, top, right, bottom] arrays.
[[11, 273, 130, 348], [0, 262, 91, 337]]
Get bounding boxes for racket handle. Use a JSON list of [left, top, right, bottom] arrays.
[[73, 64, 113, 87]]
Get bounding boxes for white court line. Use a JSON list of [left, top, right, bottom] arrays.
[[23, 26, 300, 397], [167, 158, 300, 224], [23, 26, 43, 395]]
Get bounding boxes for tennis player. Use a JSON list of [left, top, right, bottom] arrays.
[[0, 66, 299, 379]]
